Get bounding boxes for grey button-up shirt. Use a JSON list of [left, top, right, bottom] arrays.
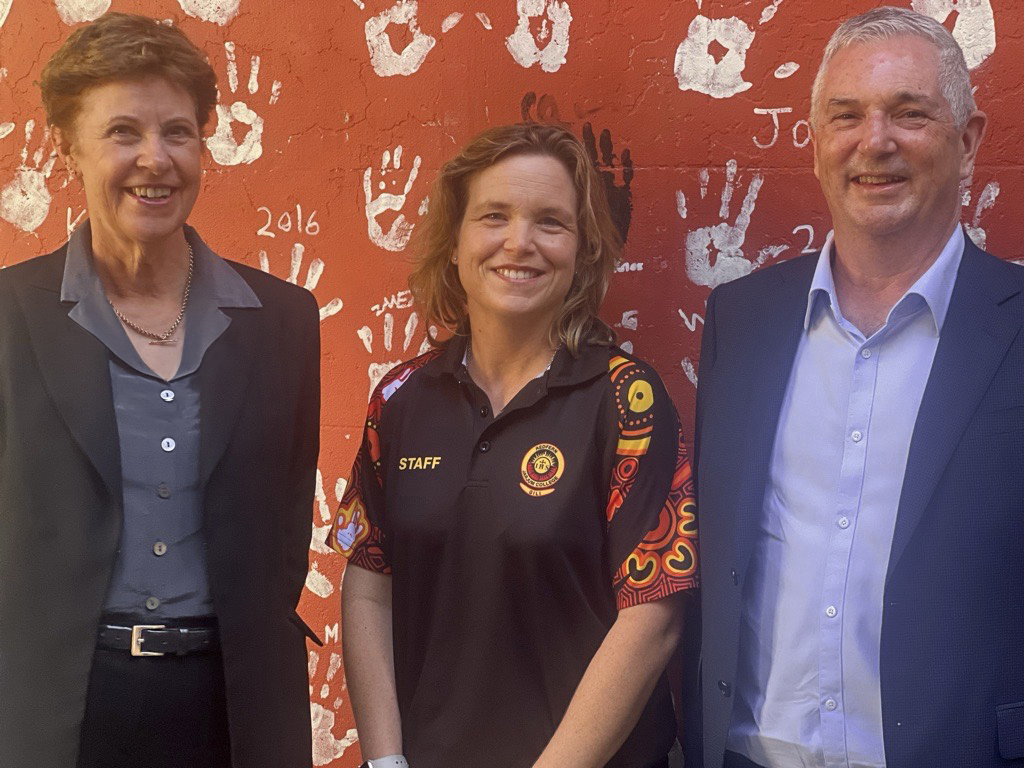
[[60, 222, 261, 619]]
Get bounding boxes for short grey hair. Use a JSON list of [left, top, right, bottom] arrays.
[[810, 6, 975, 128]]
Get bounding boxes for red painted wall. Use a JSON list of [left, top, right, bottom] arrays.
[[2, 1, 1020, 764]]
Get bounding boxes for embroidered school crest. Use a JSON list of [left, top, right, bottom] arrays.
[[519, 443, 565, 497]]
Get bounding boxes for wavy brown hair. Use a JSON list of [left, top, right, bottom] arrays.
[[408, 123, 623, 355], [40, 12, 218, 137]]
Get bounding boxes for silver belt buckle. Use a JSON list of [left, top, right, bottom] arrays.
[[130, 624, 166, 656]]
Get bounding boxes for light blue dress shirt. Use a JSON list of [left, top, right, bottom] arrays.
[[726, 227, 965, 768]]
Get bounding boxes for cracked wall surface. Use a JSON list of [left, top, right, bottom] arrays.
[[1, 1, 1021, 765]]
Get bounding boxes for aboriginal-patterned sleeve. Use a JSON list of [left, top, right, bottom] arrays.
[[605, 353, 699, 610], [327, 352, 442, 572]]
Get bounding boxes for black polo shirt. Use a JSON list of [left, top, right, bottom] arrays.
[[330, 337, 699, 768]]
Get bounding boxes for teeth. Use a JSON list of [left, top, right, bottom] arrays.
[[496, 268, 539, 280], [856, 175, 903, 184], [131, 187, 172, 198]]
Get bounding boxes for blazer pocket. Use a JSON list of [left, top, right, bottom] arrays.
[[997, 701, 1024, 759], [290, 611, 324, 646]]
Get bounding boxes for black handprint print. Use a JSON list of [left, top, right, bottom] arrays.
[[583, 123, 634, 243]]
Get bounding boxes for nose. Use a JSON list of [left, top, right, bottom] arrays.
[[858, 112, 897, 157], [503, 218, 535, 255], [137, 134, 172, 174]]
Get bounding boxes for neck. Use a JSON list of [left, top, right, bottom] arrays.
[[830, 217, 959, 335], [91, 228, 191, 300], [465, 317, 558, 414]]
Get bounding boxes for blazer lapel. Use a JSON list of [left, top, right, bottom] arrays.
[[199, 307, 257, 487], [730, 256, 817, 568], [16, 272, 121, 497], [887, 241, 1023, 581]]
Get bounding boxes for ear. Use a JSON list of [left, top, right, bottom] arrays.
[[50, 125, 77, 178], [958, 110, 988, 181]]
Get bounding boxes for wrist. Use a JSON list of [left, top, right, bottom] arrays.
[[359, 756, 409, 768]]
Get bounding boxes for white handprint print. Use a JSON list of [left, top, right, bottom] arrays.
[[258, 243, 343, 322], [912, 0, 995, 69], [962, 179, 999, 250], [363, 146, 422, 252], [207, 42, 282, 166], [365, 0, 436, 77], [53, 0, 110, 24], [178, 0, 241, 26], [0, 120, 59, 234], [674, 15, 755, 99], [311, 468, 347, 556], [357, 308, 434, 399], [677, 159, 785, 288], [0, 0, 11, 29], [505, 0, 573, 73]]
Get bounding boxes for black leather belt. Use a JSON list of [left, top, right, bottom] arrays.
[[97, 623, 219, 657]]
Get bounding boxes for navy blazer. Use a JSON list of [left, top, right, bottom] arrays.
[[0, 245, 321, 768], [684, 235, 1024, 768]]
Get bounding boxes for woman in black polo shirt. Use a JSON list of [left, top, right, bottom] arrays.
[[330, 123, 698, 768]]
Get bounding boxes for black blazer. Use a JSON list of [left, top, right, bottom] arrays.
[[0, 244, 321, 768], [685, 236, 1024, 767]]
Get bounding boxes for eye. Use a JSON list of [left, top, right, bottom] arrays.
[[481, 212, 506, 222], [166, 123, 197, 139], [539, 216, 566, 228]]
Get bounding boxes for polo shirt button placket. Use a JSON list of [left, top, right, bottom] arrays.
[[478, 440, 491, 453]]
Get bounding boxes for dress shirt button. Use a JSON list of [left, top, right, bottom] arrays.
[[851, 430, 863, 443], [145, 596, 161, 611], [838, 516, 850, 529], [718, 680, 732, 697], [160, 389, 175, 402], [479, 441, 491, 453], [861, 348, 872, 359], [824, 698, 838, 711], [153, 541, 168, 557], [731, 568, 739, 586], [480, 406, 489, 418], [825, 605, 838, 618], [161, 437, 176, 452], [157, 483, 171, 499]]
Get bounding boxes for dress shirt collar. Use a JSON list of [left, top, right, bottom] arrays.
[[804, 225, 965, 335], [60, 221, 261, 310]]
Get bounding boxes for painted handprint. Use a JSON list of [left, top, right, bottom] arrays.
[[0, 0, 11, 29], [54, 0, 110, 24], [207, 42, 282, 166], [365, 0, 436, 77], [912, 0, 995, 69], [178, 0, 241, 26], [357, 307, 434, 399], [363, 146, 422, 252], [583, 123, 634, 243], [0, 120, 59, 234], [674, 14, 756, 99], [962, 179, 1000, 251], [676, 160, 784, 288], [311, 468, 347, 555], [506, 0, 573, 73], [258, 243, 344, 322]]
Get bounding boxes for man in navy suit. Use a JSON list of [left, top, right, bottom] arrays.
[[685, 7, 1024, 767]]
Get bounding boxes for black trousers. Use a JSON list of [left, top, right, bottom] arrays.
[[76, 635, 231, 768]]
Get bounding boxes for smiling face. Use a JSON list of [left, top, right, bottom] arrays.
[[455, 153, 579, 334], [812, 35, 985, 246], [54, 76, 202, 254]]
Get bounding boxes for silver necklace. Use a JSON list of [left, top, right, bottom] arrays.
[[466, 338, 559, 373], [107, 243, 194, 346]]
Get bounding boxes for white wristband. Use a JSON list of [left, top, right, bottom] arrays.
[[367, 756, 409, 768]]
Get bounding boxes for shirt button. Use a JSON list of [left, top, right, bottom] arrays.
[[157, 483, 171, 499], [153, 541, 168, 556], [161, 438, 176, 452], [718, 680, 732, 697], [479, 441, 491, 453], [145, 596, 161, 611], [838, 516, 850, 529], [824, 698, 838, 711], [851, 430, 863, 442], [160, 389, 175, 402], [861, 348, 872, 359], [480, 406, 489, 418], [825, 605, 838, 618]]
